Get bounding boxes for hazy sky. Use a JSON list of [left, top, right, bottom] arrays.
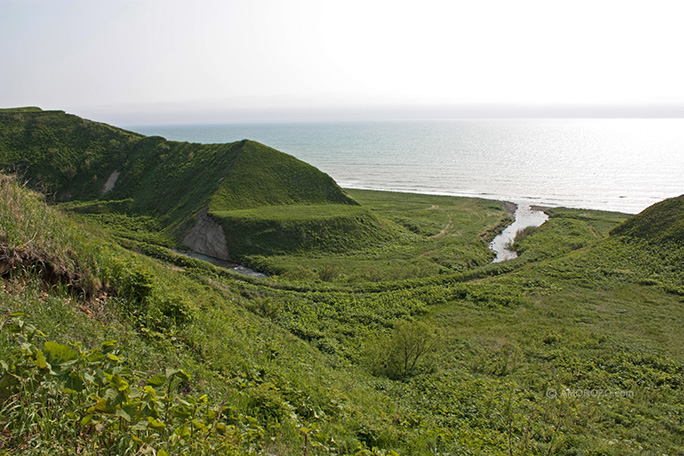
[[2, 0, 684, 123]]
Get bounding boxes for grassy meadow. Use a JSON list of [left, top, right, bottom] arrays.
[[0, 109, 683, 455]]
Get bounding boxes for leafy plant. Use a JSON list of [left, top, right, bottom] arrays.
[[0, 313, 263, 455]]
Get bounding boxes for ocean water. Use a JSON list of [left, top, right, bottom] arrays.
[[129, 118, 684, 215]]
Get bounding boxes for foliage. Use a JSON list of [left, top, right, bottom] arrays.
[[1, 115, 684, 454], [513, 207, 629, 260], [0, 313, 264, 455], [366, 321, 439, 379], [208, 140, 357, 211], [213, 204, 403, 258]]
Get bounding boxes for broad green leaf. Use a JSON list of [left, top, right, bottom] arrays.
[[110, 373, 129, 392], [192, 419, 206, 430], [106, 353, 122, 363], [143, 385, 156, 396], [90, 398, 115, 414], [64, 371, 85, 393], [174, 425, 191, 438], [175, 369, 191, 382], [129, 388, 143, 399], [148, 416, 166, 430], [165, 368, 179, 378], [131, 419, 148, 432], [101, 340, 118, 350], [115, 408, 132, 422], [33, 350, 49, 369], [146, 375, 166, 387], [43, 341, 78, 366], [171, 405, 192, 419], [81, 414, 94, 426]]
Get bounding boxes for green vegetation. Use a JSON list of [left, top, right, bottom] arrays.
[[209, 140, 357, 211], [249, 190, 512, 282], [213, 205, 400, 258], [611, 194, 684, 243], [512, 207, 630, 260], [0, 109, 513, 275], [1, 110, 683, 454], [0, 107, 43, 113], [0, 110, 388, 261]]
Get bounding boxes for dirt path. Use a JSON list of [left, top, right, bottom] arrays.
[[430, 215, 453, 239]]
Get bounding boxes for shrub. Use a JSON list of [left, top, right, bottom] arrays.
[[0, 313, 264, 455], [366, 321, 439, 380]]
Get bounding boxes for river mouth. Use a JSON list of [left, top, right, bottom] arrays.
[[489, 202, 549, 262]]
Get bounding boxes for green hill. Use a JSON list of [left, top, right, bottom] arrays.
[[611, 194, 684, 243], [0, 108, 393, 260], [1, 169, 683, 455], [209, 140, 357, 211]]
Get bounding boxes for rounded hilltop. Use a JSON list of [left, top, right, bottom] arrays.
[[0, 108, 399, 260], [611, 194, 684, 244]]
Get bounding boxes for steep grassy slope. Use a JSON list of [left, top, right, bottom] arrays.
[[0, 175, 406, 455], [0, 108, 400, 259], [611, 194, 684, 243], [0, 108, 143, 199], [202, 140, 390, 258], [0, 107, 243, 226], [209, 140, 357, 210], [1, 176, 683, 454]]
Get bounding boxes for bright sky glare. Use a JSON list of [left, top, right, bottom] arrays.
[[1, 0, 683, 123]]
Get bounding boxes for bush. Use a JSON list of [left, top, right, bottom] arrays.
[[366, 321, 439, 380]]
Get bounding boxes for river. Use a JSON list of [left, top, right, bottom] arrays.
[[489, 203, 549, 262]]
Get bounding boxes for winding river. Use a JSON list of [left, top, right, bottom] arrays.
[[489, 203, 549, 262]]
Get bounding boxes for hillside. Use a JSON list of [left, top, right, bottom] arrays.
[[1, 172, 683, 455], [1, 108, 683, 454], [0, 108, 392, 260], [610, 194, 684, 243]]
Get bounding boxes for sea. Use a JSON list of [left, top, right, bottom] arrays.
[[128, 118, 684, 263], [128, 118, 684, 216]]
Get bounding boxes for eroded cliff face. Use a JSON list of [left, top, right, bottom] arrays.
[[182, 208, 230, 260]]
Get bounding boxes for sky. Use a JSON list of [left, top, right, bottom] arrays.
[[2, 0, 684, 124]]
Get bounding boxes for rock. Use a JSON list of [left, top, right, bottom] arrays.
[[182, 208, 231, 260]]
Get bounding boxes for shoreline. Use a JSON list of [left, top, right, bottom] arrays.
[[342, 185, 637, 215]]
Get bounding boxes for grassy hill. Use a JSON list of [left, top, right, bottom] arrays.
[[1, 172, 683, 455], [0, 108, 400, 261], [1, 108, 682, 454], [610, 194, 684, 243]]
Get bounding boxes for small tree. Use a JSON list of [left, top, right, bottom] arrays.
[[369, 321, 439, 379]]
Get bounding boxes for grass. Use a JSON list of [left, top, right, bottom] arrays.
[[0, 110, 385, 260], [212, 205, 404, 258], [611, 194, 684, 243], [1, 175, 683, 454], [0, 109, 683, 454], [512, 207, 630, 261], [246, 190, 512, 281], [209, 140, 357, 211]]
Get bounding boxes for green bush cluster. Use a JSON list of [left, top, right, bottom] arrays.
[[0, 313, 263, 455]]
